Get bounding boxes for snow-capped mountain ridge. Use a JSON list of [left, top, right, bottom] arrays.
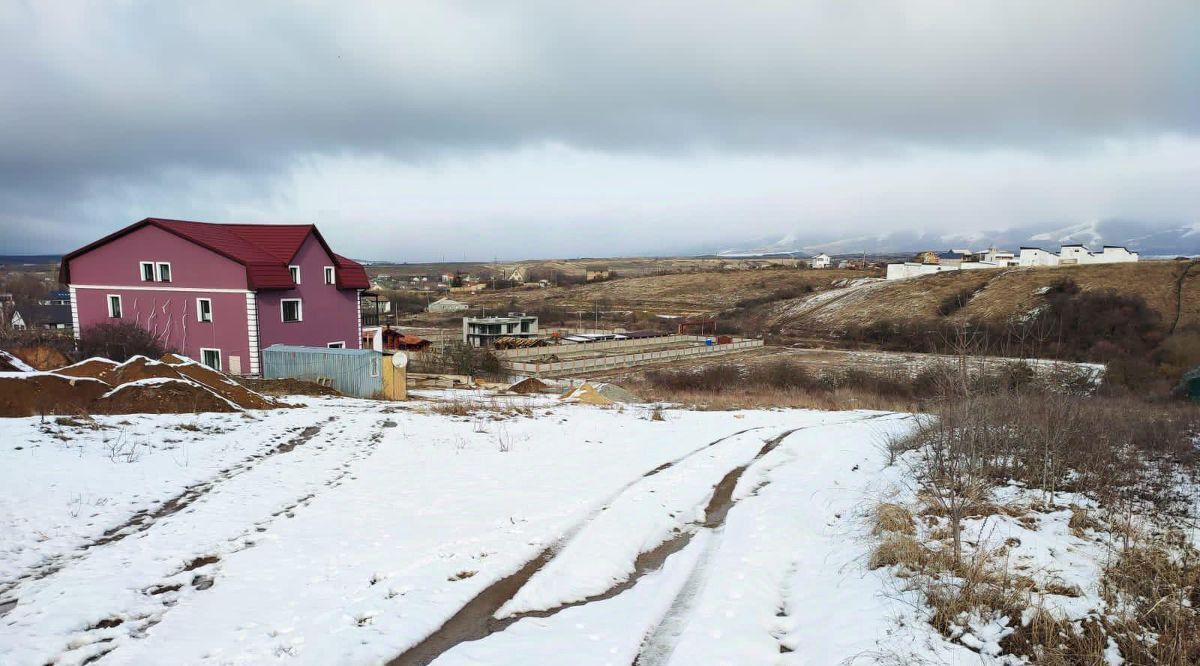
[[713, 220, 1200, 257]]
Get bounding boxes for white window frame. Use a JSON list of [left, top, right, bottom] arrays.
[[200, 348, 222, 371], [327, 341, 345, 348], [196, 297, 213, 322], [289, 265, 301, 284], [324, 266, 335, 285], [139, 261, 155, 282], [107, 294, 123, 318], [156, 261, 172, 282], [281, 298, 303, 322]]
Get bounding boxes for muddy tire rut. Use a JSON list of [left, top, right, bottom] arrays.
[[389, 426, 804, 666]]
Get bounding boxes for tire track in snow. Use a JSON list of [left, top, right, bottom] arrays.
[[8, 416, 392, 665], [0, 419, 329, 617], [634, 412, 900, 664], [387, 426, 769, 666], [389, 420, 882, 666]]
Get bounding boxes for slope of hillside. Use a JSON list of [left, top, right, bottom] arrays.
[[467, 268, 873, 315], [771, 261, 1200, 335]]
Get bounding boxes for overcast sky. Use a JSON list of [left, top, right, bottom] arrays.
[[2, 1, 1198, 260]]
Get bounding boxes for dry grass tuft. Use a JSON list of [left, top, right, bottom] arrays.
[[872, 503, 915, 535]]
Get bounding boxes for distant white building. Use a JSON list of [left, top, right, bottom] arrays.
[[811, 253, 832, 269], [427, 297, 469, 313], [978, 248, 1017, 265], [885, 262, 962, 280], [1018, 245, 1139, 267], [463, 314, 538, 347]]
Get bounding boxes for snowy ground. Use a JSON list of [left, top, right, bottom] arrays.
[[1, 391, 937, 665]]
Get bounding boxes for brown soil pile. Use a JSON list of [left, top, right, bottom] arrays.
[[231, 376, 342, 397], [54, 357, 118, 380], [0, 354, 289, 418], [0, 374, 111, 416], [8, 345, 71, 371], [92, 379, 239, 414], [97, 356, 182, 386], [159, 354, 281, 409], [506, 377, 550, 394]]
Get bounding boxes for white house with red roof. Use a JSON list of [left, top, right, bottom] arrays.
[[59, 218, 370, 375]]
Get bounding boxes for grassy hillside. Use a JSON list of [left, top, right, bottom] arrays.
[[465, 267, 874, 316], [772, 261, 1200, 335]]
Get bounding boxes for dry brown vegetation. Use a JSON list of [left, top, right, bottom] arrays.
[[460, 267, 872, 317], [775, 261, 1198, 332], [869, 354, 1200, 663]]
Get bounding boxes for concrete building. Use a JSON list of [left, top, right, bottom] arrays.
[[427, 297, 469, 313], [811, 253, 832, 269], [463, 313, 538, 347], [1018, 245, 1139, 267]]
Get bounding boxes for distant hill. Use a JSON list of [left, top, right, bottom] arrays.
[[0, 255, 61, 266], [769, 260, 1200, 339]]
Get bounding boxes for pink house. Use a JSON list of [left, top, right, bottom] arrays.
[[59, 218, 370, 375]]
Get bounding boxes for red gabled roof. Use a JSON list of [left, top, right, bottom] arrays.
[[60, 218, 370, 290]]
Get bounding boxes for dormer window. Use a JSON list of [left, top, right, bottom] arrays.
[[289, 265, 301, 284], [324, 266, 335, 285]]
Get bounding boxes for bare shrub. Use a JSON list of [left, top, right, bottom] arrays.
[[78, 322, 172, 362]]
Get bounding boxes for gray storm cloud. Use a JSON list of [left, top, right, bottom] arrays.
[[1, 0, 1198, 258]]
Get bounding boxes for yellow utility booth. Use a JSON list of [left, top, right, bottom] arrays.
[[381, 351, 408, 400]]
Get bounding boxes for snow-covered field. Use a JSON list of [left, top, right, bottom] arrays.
[[1, 392, 930, 665]]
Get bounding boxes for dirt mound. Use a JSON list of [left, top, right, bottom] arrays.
[[159, 354, 281, 409], [0, 374, 111, 417], [92, 378, 240, 414], [97, 356, 181, 386], [54, 357, 119, 380], [0, 355, 289, 418], [507, 377, 551, 394], [561, 383, 614, 405], [231, 376, 343, 397], [8, 345, 71, 371]]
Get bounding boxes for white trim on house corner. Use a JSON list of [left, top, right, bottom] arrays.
[[196, 297, 213, 322], [106, 294, 123, 318], [289, 265, 301, 284], [327, 341, 345, 348], [68, 286, 80, 343], [281, 298, 303, 322], [199, 347, 222, 372], [324, 266, 335, 285], [356, 288, 363, 349], [245, 292, 260, 376], [139, 261, 155, 282], [71, 284, 252, 294]]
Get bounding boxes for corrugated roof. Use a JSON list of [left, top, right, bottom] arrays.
[[60, 218, 369, 290]]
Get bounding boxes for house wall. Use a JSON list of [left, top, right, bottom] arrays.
[[74, 289, 252, 370], [68, 224, 248, 289], [256, 234, 361, 350], [67, 225, 254, 371]]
